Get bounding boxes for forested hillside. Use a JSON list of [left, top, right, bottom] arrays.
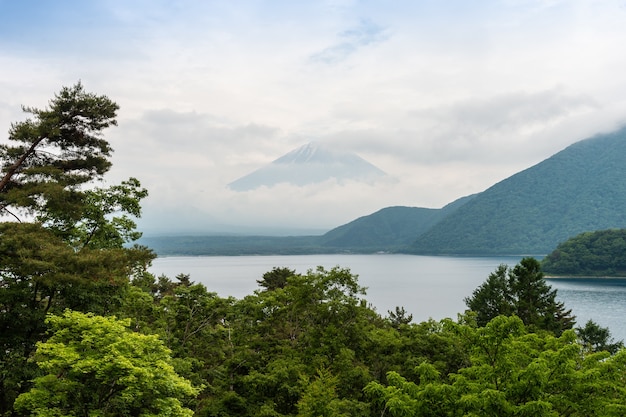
[[318, 195, 476, 251], [542, 229, 626, 276], [319, 206, 441, 250], [410, 127, 626, 255]]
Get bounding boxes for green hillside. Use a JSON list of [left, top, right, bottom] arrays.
[[409, 127, 626, 255], [541, 229, 626, 276], [319, 206, 439, 250], [319, 195, 475, 251]]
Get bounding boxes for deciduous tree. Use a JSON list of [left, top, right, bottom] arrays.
[[14, 311, 198, 417], [365, 316, 626, 417]]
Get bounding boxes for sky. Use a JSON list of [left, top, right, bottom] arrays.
[[2, 0, 626, 235]]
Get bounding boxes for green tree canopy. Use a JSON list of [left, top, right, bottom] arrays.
[[576, 319, 624, 354], [14, 310, 198, 417], [257, 266, 296, 291], [365, 316, 626, 417]]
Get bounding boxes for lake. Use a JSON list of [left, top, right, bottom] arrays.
[[150, 254, 626, 343]]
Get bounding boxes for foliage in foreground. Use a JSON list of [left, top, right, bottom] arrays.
[[365, 315, 626, 417], [113, 262, 624, 417], [5, 257, 626, 416], [14, 311, 198, 416]]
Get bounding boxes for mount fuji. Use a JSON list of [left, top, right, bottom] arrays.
[[228, 142, 387, 191]]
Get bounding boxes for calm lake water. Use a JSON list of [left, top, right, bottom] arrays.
[[150, 254, 626, 343]]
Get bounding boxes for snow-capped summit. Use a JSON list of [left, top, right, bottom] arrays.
[[228, 142, 386, 191], [275, 142, 348, 164]]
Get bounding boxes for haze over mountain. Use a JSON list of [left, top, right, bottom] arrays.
[[140, 195, 477, 255], [142, 126, 626, 256], [228, 142, 387, 191]]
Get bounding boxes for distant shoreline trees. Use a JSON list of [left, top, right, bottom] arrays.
[[542, 229, 626, 276]]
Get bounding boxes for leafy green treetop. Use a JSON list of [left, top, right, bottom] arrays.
[[365, 316, 626, 417], [257, 266, 296, 291], [0, 82, 149, 249], [387, 306, 413, 328], [14, 310, 199, 417]]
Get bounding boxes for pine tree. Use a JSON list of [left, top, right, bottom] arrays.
[[465, 258, 574, 334]]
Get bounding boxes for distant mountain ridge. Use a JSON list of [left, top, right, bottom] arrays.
[[228, 142, 386, 191], [318, 195, 476, 251], [141, 195, 476, 255]]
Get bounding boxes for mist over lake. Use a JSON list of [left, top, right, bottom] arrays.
[[150, 254, 626, 343]]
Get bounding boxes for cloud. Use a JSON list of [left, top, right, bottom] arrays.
[[405, 89, 600, 159], [107, 109, 285, 188], [138, 177, 410, 234], [310, 19, 388, 64], [317, 88, 599, 166]]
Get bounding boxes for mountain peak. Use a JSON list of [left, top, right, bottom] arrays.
[[228, 142, 386, 191], [273, 142, 353, 164], [275, 142, 325, 164]]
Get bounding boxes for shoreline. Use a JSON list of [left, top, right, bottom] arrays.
[[545, 275, 626, 279]]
